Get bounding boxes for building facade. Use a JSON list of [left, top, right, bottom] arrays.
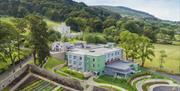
[[67, 44, 123, 75]]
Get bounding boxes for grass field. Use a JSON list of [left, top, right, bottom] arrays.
[[144, 44, 180, 74], [0, 16, 60, 28], [44, 57, 65, 71]]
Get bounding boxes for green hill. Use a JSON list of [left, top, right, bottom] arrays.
[[95, 5, 157, 20], [0, 0, 120, 21]]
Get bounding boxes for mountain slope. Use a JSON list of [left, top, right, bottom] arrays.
[[96, 5, 157, 20], [0, 0, 121, 21]]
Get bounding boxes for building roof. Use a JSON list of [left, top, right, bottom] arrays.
[[68, 47, 121, 56], [106, 61, 137, 71]]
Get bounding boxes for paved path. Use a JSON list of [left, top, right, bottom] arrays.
[[149, 84, 180, 91], [0, 56, 33, 82], [131, 75, 151, 86], [148, 69, 180, 84], [136, 79, 174, 91]]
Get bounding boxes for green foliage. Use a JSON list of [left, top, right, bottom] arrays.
[[48, 29, 61, 42], [83, 33, 107, 44], [25, 14, 50, 67], [0, 0, 120, 32], [119, 31, 155, 67], [103, 26, 121, 43]]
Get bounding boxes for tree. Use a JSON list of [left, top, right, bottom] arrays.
[[159, 50, 167, 69], [119, 31, 132, 60], [0, 21, 19, 72], [13, 18, 27, 62], [48, 29, 61, 42], [138, 36, 155, 67], [25, 15, 50, 67], [119, 31, 140, 61]]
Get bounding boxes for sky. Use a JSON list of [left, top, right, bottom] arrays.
[[73, 0, 180, 21]]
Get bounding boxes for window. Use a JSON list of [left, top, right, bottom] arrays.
[[80, 57, 82, 60], [69, 55, 72, 58], [79, 62, 82, 65], [73, 56, 76, 59], [93, 64, 95, 67], [73, 61, 76, 65], [93, 58, 95, 62], [69, 60, 72, 64]]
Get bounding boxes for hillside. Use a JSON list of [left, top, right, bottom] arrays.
[[0, 0, 120, 21], [95, 5, 157, 20]]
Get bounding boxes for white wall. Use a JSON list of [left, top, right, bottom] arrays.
[[67, 53, 85, 72]]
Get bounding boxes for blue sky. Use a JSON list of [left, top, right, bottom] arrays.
[[73, 0, 180, 21]]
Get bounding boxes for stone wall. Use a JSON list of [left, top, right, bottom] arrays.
[[0, 65, 29, 90]]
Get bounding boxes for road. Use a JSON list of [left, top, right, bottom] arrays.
[[0, 56, 33, 82], [150, 70, 180, 84]]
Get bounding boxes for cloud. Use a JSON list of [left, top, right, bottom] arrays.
[[73, 0, 180, 21]]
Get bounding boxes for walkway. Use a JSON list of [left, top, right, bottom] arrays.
[[148, 69, 180, 84], [149, 84, 180, 91], [136, 79, 174, 91], [131, 75, 151, 86]]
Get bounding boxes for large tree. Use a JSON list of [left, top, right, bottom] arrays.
[[0, 21, 19, 72], [138, 36, 155, 67], [119, 31, 139, 61], [26, 15, 50, 67]]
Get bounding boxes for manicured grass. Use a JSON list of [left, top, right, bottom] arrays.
[[44, 57, 65, 71], [59, 67, 85, 80], [54, 70, 68, 77], [0, 17, 60, 28], [44, 19, 60, 27], [142, 82, 169, 91], [94, 75, 136, 91], [140, 44, 180, 74]]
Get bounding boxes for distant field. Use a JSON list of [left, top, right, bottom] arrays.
[[144, 44, 180, 74], [44, 19, 61, 27], [0, 16, 60, 27]]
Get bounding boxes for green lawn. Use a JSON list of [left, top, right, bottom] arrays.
[[44, 19, 61, 27], [143, 44, 180, 74], [59, 67, 85, 80], [44, 57, 65, 71], [0, 16, 60, 28], [94, 75, 136, 91]]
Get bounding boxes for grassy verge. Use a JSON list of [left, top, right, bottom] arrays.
[[142, 82, 169, 91], [44, 57, 65, 71], [94, 75, 136, 91], [59, 67, 85, 80], [54, 70, 68, 77]]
